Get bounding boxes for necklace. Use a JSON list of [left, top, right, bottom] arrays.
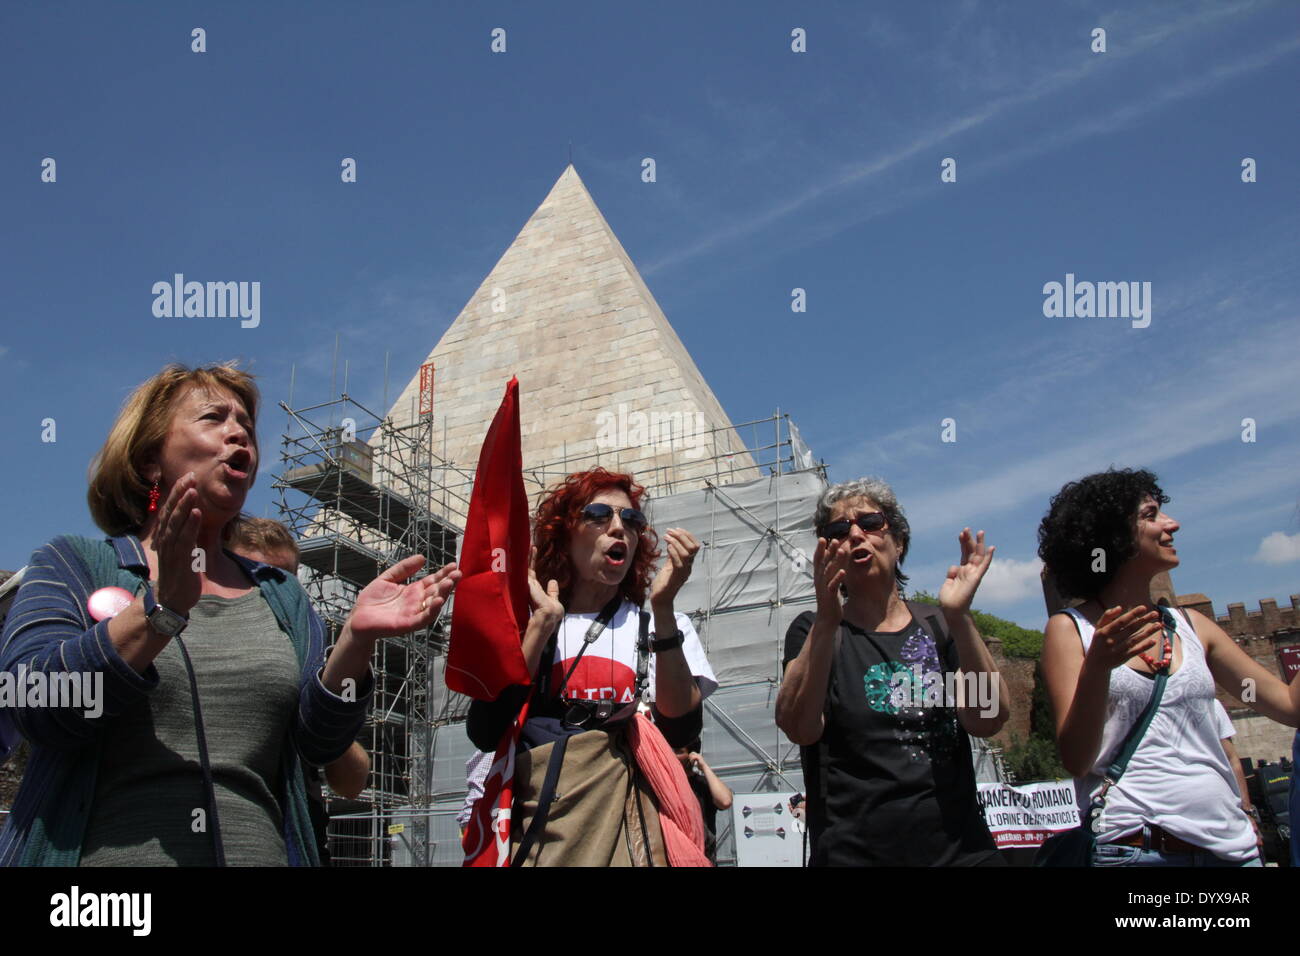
[[1138, 612, 1174, 671]]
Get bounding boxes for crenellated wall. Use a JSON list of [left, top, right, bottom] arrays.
[[1176, 593, 1300, 765]]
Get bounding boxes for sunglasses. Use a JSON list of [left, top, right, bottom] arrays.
[[580, 502, 647, 533], [820, 512, 888, 540]]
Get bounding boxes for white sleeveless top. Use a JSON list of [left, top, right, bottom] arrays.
[[1063, 607, 1255, 861]]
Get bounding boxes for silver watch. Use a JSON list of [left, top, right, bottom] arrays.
[[144, 587, 188, 638]]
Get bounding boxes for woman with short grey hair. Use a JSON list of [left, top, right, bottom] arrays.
[[777, 476, 1008, 865], [812, 478, 912, 590]]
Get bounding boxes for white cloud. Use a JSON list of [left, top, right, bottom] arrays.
[[902, 314, 1300, 531], [642, 1, 1278, 277], [971, 556, 1045, 607], [1255, 531, 1300, 565]]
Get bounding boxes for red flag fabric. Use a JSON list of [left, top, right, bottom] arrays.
[[446, 376, 531, 700], [461, 695, 530, 867]]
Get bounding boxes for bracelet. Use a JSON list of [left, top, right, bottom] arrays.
[[650, 630, 685, 653]]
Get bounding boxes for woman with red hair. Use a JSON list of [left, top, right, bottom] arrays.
[[467, 469, 717, 866]]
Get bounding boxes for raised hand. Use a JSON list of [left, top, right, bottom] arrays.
[[1084, 605, 1161, 672], [346, 555, 461, 644], [937, 528, 995, 614], [649, 528, 700, 609], [153, 472, 203, 616], [813, 536, 849, 627], [526, 553, 564, 638]]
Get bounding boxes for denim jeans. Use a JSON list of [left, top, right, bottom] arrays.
[[1093, 828, 1263, 867]]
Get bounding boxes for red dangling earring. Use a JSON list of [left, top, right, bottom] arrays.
[[147, 479, 161, 514]]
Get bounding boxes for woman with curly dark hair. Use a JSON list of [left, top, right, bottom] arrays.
[[1038, 468, 1300, 866], [466, 468, 716, 866]]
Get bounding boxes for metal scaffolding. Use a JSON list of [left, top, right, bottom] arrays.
[[274, 388, 820, 865], [420, 411, 826, 866], [273, 388, 461, 866]]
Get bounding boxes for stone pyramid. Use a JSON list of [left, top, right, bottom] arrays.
[[383, 165, 757, 514]]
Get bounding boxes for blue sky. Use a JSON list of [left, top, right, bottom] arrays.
[[2, 0, 1297, 630]]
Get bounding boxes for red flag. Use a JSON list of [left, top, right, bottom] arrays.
[[447, 377, 531, 700], [462, 696, 530, 867]]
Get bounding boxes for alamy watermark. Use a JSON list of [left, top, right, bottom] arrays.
[[152, 274, 260, 328], [1042, 273, 1151, 329], [595, 402, 709, 460], [50, 886, 151, 936], [0, 665, 103, 718], [889, 666, 1000, 719]]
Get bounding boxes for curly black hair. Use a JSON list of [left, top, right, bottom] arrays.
[[1037, 468, 1169, 601]]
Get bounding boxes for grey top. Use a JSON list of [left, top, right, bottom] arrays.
[[81, 589, 300, 866]]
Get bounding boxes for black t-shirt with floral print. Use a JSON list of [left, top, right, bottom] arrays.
[[783, 610, 1001, 866]]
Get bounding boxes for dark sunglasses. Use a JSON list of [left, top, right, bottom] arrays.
[[820, 512, 888, 540], [580, 502, 647, 533]]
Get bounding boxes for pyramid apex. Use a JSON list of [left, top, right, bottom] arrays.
[[382, 165, 758, 507], [555, 162, 583, 185]]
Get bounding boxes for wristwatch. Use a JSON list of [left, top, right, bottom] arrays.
[[650, 629, 685, 653], [143, 586, 189, 638]]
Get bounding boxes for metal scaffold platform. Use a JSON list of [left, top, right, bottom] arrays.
[[275, 381, 837, 866], [273, 375, 464, 866]]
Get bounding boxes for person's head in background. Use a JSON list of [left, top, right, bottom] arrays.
[[229, 516, 300, 574]]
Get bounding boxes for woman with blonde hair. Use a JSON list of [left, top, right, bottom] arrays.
[[0, 363, 458, 865]]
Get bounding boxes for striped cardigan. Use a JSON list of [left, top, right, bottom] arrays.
[[0, 533, 372, 866]]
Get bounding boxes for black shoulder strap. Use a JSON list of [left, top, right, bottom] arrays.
[[510, 733, 570, 867], [553, 593, 624, 701], [905, 600, 951, 670], [535, 628, 559, 702], [513, 601, 644, 866], [636, 609, 650, 699], [818, 616, 843, 826], [814, 612, 841, 721]]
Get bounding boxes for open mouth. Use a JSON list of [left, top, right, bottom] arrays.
[[605, 543, 627, 567], [222, 449, 252, 481], [850, 547, 872, 564]]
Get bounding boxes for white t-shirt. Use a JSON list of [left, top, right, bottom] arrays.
[[1213, 700, 1235, 740], [548, 599, 717, 706], [1064, 607, 1255, 861], [1213, 702, 1244, 802]]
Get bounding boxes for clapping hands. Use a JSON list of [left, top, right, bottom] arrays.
[[937, 529, 995, 614], [346, 555, 461, 644]]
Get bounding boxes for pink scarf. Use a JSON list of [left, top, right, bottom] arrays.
[[626, 713, 712, 867]]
